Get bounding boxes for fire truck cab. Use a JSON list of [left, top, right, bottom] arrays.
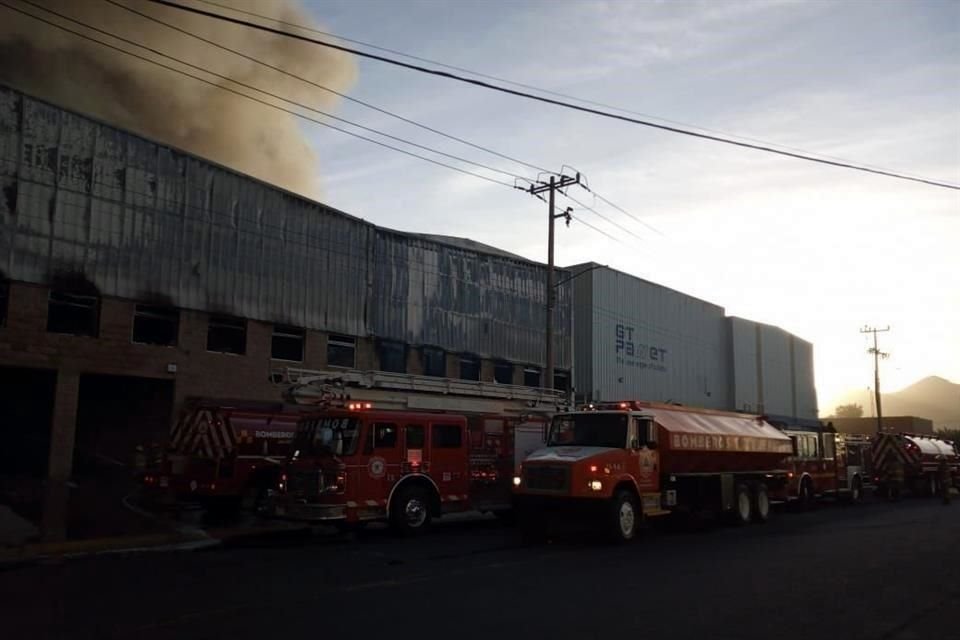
[[269, 368, 564, 534], [775, 422, 870, 506]]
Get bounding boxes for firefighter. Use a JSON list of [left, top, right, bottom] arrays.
[[885, 456, 904, 502], [937, 456, 951, 505]]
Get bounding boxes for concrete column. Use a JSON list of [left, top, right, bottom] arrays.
[[42, 369, 80, 541]]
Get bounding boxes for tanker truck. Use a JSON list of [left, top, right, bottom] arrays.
[[512, 401, 793, 542]]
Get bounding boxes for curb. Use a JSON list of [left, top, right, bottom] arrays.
[[0, 530, 210, 569], [0, 521, 315, 569]]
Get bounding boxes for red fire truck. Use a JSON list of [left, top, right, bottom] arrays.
[[142, 399, 303, 512], [513, 401, 794, 542], [269, 368, 565, 534], [774, 422, 872, 506], [872, 432, 959, 497]]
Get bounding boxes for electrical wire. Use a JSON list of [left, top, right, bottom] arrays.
[[102, 0, 549, 175], [2, 1, 669, 248], [110, 0, 663, 239], [148, 0, 960, 191], [187, 0, 945, 182], [562, 193, 646, 242], [2, 1, 518, 188]]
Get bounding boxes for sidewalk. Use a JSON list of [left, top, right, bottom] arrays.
[[0, 515, 313, 569]]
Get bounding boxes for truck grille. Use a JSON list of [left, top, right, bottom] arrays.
[[525, 465, 569, 491], [287, 470, 322, 497]]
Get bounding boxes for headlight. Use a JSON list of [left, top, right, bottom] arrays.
[[513, 475, 522, 487], [589, 480, 603, 491]]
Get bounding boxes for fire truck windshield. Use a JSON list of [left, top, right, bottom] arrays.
[[547, 413, 628, 448], [293, 416, 361, 456]]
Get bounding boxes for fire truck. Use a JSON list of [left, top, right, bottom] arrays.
[[773, 422, 872, 506], [141, 398, 303, 512], [871, 432, 959, 497], [269, 368, 566, 534], [513, 401, 794, 542]]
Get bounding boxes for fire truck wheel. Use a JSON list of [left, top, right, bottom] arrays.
[[752, 483, 770, 523], [849, 477, 863, 504], [609, 490, 640, 542], [733, 484, 752, 525], [798, 478, 815, 510], [390, 486, 433, 536]]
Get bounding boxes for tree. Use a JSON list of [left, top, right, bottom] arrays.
[[834, 403, 864, 418], [938, 428, 960, 443]]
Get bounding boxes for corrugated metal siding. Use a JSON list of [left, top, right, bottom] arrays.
[[729, 317, 760, 412], [792, 337, 818, 420], [579, 266, 729, 409], [759, 324, 793, 418], [370, 230, 571, 367], [0, 85, 571, 365], [572, 264, 594, 399], [729, 316, 818, 421]]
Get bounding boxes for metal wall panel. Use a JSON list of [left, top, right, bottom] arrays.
[[575, 265, 729, 409], [370, 230, 571, 367], [729, 317, 760, 413], [759, 323, 793, 418], [792, 337, 818, 420], [729, 316, 818, 422], [572, 264, 595, 398], [0, 86, 570, 365]]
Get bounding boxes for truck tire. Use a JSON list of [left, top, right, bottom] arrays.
[[733, 484, 752, 525], [609, 490, 640, 542], [390, 485, 433, 536], [798, 478, 814, 510], [752, 483, 770, 523], [849, 477, 863, 505]]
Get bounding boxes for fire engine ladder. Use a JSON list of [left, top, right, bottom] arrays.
[[271, 367, 569, 417]]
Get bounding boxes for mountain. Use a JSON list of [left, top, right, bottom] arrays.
[[824, 376, 960, 429]]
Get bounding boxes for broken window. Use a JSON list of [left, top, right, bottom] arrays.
[[494, 361, 513, 384], [553, 370, 570, 392], [377, 340, 407, 373], [0, 280, 8, 328], [524, 366, 541, 388], [132, 304, 179, 346], [422, 346, 446, 377], [206, 315, 246, 355], [47, 290, 99, 336], [327, 334, 356, 368], [459, 354, 481, 381], [271, 325, 304, 362]]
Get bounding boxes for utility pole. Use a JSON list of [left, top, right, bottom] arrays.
[[527, 172, 580, 391], [861, 325, 890, 434]]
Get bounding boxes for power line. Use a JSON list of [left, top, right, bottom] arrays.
[[562, 192, 646, 242], [149, 0, 960, 192], [2, 2, 666, 248], [7, 0, 522, 186], [569, 215, 624, 244], [118, 0, 661, 239], [102, 0, 549, 175], [188, 0, 942, 183]]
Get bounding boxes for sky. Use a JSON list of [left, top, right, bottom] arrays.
[[287, 0, 960, 412]]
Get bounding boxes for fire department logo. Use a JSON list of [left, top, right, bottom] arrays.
[[368, 457, 386, 479]]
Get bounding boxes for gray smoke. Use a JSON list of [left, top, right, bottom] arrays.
[[0, 0, 356, 199]]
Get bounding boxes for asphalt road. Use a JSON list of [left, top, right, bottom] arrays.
[[3, 497, 958, 640]]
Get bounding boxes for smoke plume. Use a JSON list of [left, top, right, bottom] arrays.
[[0, 0, 356, 198]]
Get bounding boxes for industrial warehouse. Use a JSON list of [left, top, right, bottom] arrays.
[[0, 84, 815, 539]]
